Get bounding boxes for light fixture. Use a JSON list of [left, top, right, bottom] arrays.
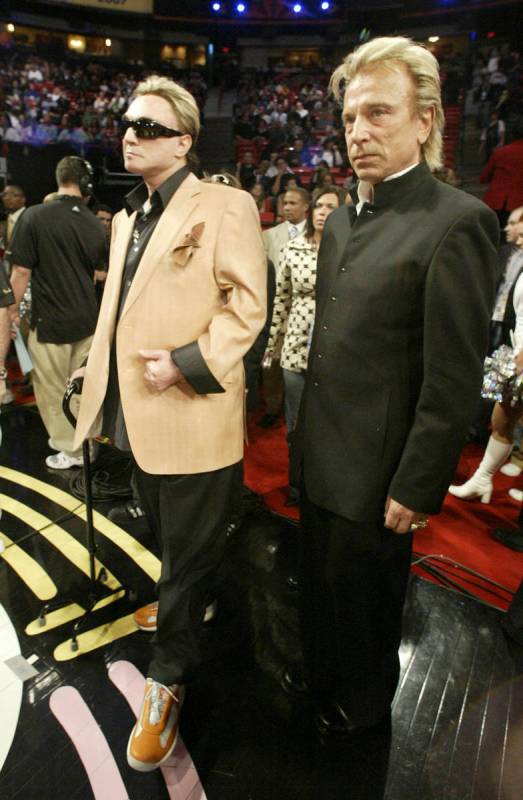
[[236, 2, 246, 11], [293, 2, 303, 11], [7, 23, 15, 33], [212, 1, 221, 10], [428, 36, 440, 43], [320, 1, 330, 9], [105, 38, 112, 47]]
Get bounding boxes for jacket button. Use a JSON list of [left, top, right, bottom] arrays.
[[322, 325, 328, 331], [313, 381, 319, 387], [317, 353, 323, 359], [331, 296, 336, 301], [340, 267, 347, 272]]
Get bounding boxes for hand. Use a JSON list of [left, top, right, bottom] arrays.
[[139, 349, 182, 392], [8, 304, 20, 329], [94, 270, 107, 283], [384, 496, 428, 535]]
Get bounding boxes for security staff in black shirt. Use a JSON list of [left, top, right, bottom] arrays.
[[10, 156, 107, 469]]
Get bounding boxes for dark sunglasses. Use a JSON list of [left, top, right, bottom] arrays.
[[121, 117, 186, 140]]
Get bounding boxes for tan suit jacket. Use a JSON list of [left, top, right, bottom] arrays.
[[263, 221, 291, 276], [75, 172, 267, 474]]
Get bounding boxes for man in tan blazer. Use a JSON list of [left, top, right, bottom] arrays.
[[263, 187, 309, 274], [74, 76, 266, 772]]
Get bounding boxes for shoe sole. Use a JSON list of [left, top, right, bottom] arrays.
[[135, 622, 157, 632], [46, 463, 83, 470], [126, 729, 178, 772]]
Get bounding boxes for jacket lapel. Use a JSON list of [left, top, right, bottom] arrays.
[[119, 173, 202, 321]]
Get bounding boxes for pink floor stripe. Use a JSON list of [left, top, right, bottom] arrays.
[[108, 660, 207, 800], [49, 686, 129, 800]]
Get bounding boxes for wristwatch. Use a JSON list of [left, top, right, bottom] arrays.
[[0, 367, 7, 380]]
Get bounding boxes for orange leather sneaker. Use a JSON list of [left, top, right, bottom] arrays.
[[133, 600, 217, 631], [133, 602, 159, 631], [127, 679, 185, 772]]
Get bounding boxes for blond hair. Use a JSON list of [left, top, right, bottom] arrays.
[[330, 36, 444, 171], [133, 75, 200, 166]]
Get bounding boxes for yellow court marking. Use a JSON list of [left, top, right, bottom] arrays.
[[26, 603, 85, 635], [25, 589, 126, 636], [0, 494, 120, 592], [0, 467, 160, 581], [54, 613, 139, 661], [0, 530, 57, 601]]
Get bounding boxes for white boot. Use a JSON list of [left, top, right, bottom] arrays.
[[448, 436, 512, 503]]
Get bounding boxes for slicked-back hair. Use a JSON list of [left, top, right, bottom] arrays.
[[133, 75, 200, 168], [330, 36, 444, 171]]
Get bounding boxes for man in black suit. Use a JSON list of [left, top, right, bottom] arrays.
[[291, 36, 499, 734]]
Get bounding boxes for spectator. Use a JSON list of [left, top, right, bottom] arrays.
[[275, 175, 302, 221], [269, 156, 294, 197], [265, 186, 343, 503], [260, 187, 310, 429], [320, 139, 344, 168], [9, 156, 107, 469], [479, 110, 505, 161], [236, 150, 257, 191], [480, 117, 523, 227], [450, 219, 523, 505]]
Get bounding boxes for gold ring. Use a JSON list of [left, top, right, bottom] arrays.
[[410, 519, 428, 531]]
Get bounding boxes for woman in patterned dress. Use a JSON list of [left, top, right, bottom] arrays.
[[266, 186, 345, 503]]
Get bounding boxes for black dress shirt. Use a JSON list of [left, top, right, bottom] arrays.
[[103, 166, 191, 449]]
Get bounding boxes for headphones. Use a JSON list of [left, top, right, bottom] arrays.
[[72, 156, 94, 197]]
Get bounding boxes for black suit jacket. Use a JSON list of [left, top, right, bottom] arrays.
[[498, 244, 523, 345], [299, 161, 499, 522]]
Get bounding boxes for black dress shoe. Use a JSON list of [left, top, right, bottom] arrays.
[[108, 500, 146, 523], [315, 704, 359, 736], [257, 413, 279, 429], [107, 501, 150, 535], [280, 666, 310, 698], [492, 527, 523, 552]]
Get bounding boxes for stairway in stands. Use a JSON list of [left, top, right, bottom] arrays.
[[197, 88, 235, 174]]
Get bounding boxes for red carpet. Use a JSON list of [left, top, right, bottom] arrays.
[[244, 417, 523, 610]]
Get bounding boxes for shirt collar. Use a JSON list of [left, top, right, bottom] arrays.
[[287, 219, 306, 233], [352, 161, 428, 213], [8, 207, 25, 224], [124, 164, 192, 216]]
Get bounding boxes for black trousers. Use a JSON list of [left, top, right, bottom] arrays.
[[299, 489, 412, 727], [135, 461, 239, 686]]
